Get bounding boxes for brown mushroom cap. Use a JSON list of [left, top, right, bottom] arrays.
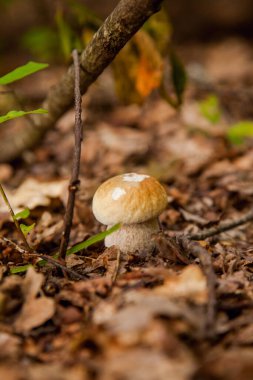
[[92, 173, 167, 225]]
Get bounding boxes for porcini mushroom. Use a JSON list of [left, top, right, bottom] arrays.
[[92, 173, 167, 253]]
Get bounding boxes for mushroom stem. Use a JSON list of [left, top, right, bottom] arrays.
[[105, 218, 160, 253]]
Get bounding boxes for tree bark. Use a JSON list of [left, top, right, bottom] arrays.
[[0, 0, 163, 162]]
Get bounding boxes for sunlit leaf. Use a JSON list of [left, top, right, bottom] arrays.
[[170, 50, 187, 106], [0, 61, 48, 85], [227, 121, 253, 145], [10, 265, 33, 274], [0, 109, 48, 124], [136, 56, 163, 98], [14, 208, 30, 220], [20, 223, 35, 237], [199, 95, 221, 124], [113, 30, 163, 104]]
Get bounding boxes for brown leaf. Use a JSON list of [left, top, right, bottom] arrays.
[[22, 266, 44, 300], [99, 348, 196, 380], [14, 297, 55, 333], [13, 267, 55, 333], [155, 265, 208, 304], [0, 178, 67, 214]]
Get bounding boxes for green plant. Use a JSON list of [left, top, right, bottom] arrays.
[[199, 94, 221, 124], [227, 121, 253, 145], [0, 61, 48, 122], [14, 208, 35, 238]]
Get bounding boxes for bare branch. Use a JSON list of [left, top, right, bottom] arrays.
[[59, 50, 83, 261], [188, 209, 253, 241], [0, 183, 32, 252]]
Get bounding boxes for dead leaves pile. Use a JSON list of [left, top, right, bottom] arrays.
[[0, 263, 206, 379]]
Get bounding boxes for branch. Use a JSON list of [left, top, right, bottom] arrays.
[[1, 237, 86, 280], [188, 209, 253, 241], [58, 50, 83, 261], [0, 0, 163, 162], [0, 183, 32, 252]]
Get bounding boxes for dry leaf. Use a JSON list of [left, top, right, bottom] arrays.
[[154, 265, 208, 304], [0, 178, 67, 214], [15, 297, 55, 333], [14, 267, 55, 333], [99, 348, 196, 380]]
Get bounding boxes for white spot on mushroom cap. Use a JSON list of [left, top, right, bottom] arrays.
[[111, 187, 127, 200], [123, 173, 150, 182]]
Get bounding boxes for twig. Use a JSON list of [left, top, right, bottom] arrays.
[[188, 209, 253, 241], [59, 49, 83, 261], [33, 253, 87, 280], [0, 183, 32, 252], [0, 237, 27, 254], [0, 237, 86, 280], [178, 236, 217, 337]]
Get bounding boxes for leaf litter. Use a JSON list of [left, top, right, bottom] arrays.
[[1, 39, 253, 379]]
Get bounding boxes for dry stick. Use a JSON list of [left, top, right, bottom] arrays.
[[0, 183, 32, 252], [58, 50, 83, 261], [188, 209, 253, 241], [0, 0, 164, 162], [31, 253, 87, 280], [0, 237, 86, 280]]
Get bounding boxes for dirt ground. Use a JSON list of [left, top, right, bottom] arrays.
[[1, 36, 253, 380]]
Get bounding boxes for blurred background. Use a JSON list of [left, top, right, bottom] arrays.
[[1, 0, 253, 70]]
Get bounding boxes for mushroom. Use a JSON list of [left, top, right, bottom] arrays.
[[92, 173, 167, 253]]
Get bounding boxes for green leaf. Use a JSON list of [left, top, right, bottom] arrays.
[[199, 95, 221, 124], [65, 223, 121, 256], [20, 223, 35, 237], [0, 108, 48, 124], [0, 61, 49, 85], [227, 121, 253, 145], [10, 265, 33, 274], [9, 224, 121, 274], [14, 208, 30, 220], [169, 50, 187, 106]]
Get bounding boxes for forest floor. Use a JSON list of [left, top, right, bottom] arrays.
[[1, 37, 253, 380]]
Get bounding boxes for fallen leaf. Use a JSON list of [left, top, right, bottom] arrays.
[[0, 178, 67, 214], [154, 265, 208, 304], [14, 296, 55, 333], [14, 267, 55, 333], [99, 348, 196, 380]]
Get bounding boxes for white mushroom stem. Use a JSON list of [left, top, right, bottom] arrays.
[[105, 218, 160, 253]]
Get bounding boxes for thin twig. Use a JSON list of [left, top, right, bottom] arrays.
[[0, 237, 27, 254], [0, 183, 32, 252], [188, 209, 253, 241], [178, 237, 217, 337], [0, 237, 86, 280], [33, 253, 87, 280], [59, 49, 83, 261]]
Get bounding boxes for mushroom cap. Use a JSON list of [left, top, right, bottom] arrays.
[[92, 173, 167, 225]]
